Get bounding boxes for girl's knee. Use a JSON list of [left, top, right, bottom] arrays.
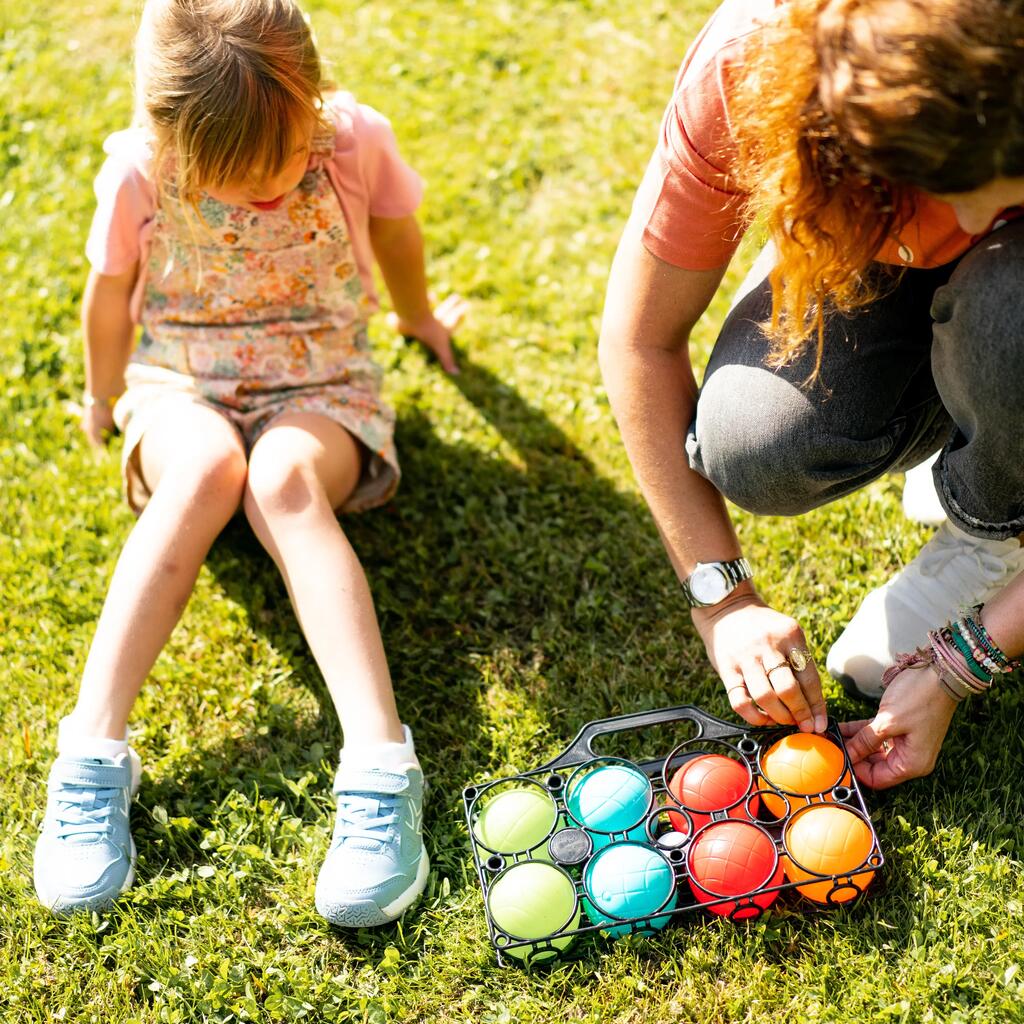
[[245, 417, 361, 520], [158, 440, 248, 515], [244, 449, 325, 521]]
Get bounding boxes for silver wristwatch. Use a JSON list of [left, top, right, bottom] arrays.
[[682, 557, 754, 608]]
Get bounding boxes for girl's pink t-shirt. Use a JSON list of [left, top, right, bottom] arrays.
[[634, 0, 1013, 271], [85, 92, 424, 321]]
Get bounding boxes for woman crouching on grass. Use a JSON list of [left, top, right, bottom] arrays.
[[599, 0, 1024, 788], [35, 0, 465, 922]]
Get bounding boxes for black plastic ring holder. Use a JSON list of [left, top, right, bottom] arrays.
[[463, 704, 884, 967]]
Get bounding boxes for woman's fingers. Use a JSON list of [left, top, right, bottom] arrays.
[[840, 717, 888, 763], [723, 674, 771, 727], [850, 755, 903, 790], [761, 658, 817, 732], [742, 660, 797, 725], [793, 657, 828, 733]]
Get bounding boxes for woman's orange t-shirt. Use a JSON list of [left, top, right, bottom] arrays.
[[634, 0, 1012, 271]]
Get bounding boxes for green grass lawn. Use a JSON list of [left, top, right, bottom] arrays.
[[3, 1, 1024, 1021]]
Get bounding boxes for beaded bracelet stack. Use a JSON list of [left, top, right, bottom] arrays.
[[881, 604, 1020, 702]]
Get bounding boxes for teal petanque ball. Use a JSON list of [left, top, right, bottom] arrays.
[[566, 763, 652, 849], [583, 842, 678, 938], [487, 862, 582, 962], [473, 787, 559, 858]]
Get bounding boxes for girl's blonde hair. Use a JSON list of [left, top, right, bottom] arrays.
[[730, 0, 1024, 376], [134, 0, 332, 200]]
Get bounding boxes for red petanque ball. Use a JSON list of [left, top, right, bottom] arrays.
[[668, 754, 758, 833], [687, 820, 782, 920]]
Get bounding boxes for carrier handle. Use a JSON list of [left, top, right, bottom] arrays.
[[539, 704, 743, 772]]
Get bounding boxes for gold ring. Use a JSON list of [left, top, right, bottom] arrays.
[[881, 739, 894, 756], [765, 663, 790, 677], [788, 648, 812, 673], [727, 684, 749, 695]]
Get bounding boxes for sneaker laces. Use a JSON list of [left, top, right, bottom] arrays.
[[916, 526, 1023, 588], [53, 783, 121, 843], [332, 792, 400, 850]]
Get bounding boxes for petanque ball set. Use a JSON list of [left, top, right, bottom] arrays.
[[464, 705, 884, 965]]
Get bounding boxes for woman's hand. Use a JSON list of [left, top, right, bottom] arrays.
[[387, 293, 468, 375], [839, 664, 958, 789], [81, 401, 116, 448], [692, 592, 827, 732]]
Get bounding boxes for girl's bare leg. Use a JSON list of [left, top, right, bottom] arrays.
[[68, 402, 248, 740], [242, 413, 403, 746]]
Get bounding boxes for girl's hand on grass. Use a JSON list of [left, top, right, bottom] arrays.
[[839, 664, 957, 789], [692, 593, 828, 733], [388, 294, 468, 375], [81, 402, 116, 448]]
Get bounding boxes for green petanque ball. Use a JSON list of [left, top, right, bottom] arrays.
[[473, 787, 558, 858], [487, 862, 581, 962]]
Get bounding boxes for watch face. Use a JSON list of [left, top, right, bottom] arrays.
[[690, 564, 729, 604]]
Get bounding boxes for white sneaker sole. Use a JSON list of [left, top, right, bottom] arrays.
[[317, 850, 430, 929], [38, 835, 138, 916]]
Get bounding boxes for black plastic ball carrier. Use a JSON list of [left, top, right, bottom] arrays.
[[463, 704, 884, 967]]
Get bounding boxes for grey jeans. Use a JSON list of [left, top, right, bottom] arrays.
[[685, 219, 1024, 540]]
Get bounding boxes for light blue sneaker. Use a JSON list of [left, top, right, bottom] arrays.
[[315, 764, 429, 928], [33, 750, 141, 915]]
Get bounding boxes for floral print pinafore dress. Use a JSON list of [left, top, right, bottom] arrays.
[[115, 148, 399, 515]]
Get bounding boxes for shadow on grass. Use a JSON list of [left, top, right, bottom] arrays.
[[127, 354, 1024, 960], [120, 354, 713, 944]]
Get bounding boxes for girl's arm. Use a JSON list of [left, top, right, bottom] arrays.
[[599, 218, 827, 733], [81, 263, 138, 447], [368, 214, 465, 374]]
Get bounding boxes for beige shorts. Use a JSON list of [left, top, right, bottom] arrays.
[[112, 363, 401, 516]]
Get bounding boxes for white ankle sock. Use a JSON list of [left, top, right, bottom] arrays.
[[339, 724, 419, 771], [57, 715, 130, 761]]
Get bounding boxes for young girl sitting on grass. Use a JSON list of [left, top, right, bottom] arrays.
[[34, 0, 465, 926]]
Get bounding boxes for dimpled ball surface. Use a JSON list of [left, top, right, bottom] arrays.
[[668, 754, 757, 833], [583, 842, 677, 938], [784, 805, 875, 903], [487, 862, 582, 962], [688, 821, 782, 919], [758, 733, 848, 818], [566, 764, 652, 849], [473, 787, 558, 857]]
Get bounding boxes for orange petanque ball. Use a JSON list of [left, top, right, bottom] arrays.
[[783, 804, 875, 903], [757, 733, 849, 818]]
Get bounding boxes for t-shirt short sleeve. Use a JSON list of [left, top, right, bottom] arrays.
[[85, 144, 157, 276], [636, 66, 747, 270], [634, 0, 769, 270], [352, 104, 424, 219]]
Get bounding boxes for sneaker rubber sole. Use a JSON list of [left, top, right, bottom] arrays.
[[317, 850, 430, 928]]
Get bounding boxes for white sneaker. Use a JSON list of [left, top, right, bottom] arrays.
[[827, 521, 1024, 700], [902, 453, 946, 526], [34, 748, 142, 914]]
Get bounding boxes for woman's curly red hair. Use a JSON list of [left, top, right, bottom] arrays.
[[731, 0, 1024, 374]]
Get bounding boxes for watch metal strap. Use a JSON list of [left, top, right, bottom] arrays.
[[683, 557, 754, 608], [723, 557, 753, 587]]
